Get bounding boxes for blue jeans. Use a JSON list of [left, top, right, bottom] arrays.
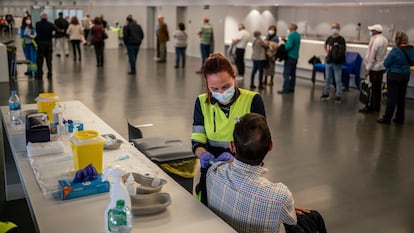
[[323, 63, 343, 97], [282, 58, 298, 92], [175, 47, 186, 67], [200, 43, 210, 66], [250, 60, 265, 87], [127, 46, 139, 73]]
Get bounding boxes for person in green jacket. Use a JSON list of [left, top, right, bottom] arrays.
[[279, 23, 301, 94]]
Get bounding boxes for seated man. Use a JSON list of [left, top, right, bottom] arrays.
[[206, 113, 327, 233]]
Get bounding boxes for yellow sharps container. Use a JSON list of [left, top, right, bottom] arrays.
[[35, 93, 60, 123], [70, 130, 105, 173]]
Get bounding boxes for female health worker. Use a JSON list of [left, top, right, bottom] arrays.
[[192, 53, 266, 205]]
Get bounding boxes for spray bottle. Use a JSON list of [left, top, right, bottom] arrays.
[[103, 166, 132, 233]]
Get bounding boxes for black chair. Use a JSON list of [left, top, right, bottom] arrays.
[[127, 121, 196, 194]]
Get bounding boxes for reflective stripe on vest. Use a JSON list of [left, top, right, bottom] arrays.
[[191, 89, 256, 148]]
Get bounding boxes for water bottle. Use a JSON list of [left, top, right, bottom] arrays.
[[8, 90, 22, 125], [107, 200, 132, 233]]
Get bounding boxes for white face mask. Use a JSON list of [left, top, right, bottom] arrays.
[[287, 29, 290, 34], [369, 31, 373, 38], [212, 86, 235, 104], [268, 30, 275, 35], [332, 28, 339, 35], [25, 20, 31, 24]]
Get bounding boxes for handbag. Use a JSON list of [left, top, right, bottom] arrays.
[[102, 30, 108, 40], [359, 79, 372, 105]]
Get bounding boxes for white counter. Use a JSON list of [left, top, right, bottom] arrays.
[[0, 101, 236, 233]]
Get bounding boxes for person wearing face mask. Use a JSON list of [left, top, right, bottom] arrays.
[[320, 22, 346, 103], [232, 24, 250, 79], [192, 53, 266, 205], [263, 25, 280, 86], [278, 23, 301, 94], [359, 24, 389, 114], [19, 16, 37, 77]]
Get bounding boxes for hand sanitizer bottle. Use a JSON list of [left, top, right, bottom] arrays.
[[103, 166, 132, 233]]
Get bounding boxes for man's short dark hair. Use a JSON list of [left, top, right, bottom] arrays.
[[58, 12, 63, 16], [233, 113, 271, 165]]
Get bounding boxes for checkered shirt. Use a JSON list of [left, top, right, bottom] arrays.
[[206, 159, 297, 233]]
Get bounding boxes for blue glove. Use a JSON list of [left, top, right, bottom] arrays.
[[73, 163, 98, 183], [200, 151, 215, 168], [217, 152, 234, 162]]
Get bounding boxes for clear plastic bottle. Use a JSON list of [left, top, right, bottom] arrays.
[[8, 90, 22, 125], [108, 200, 132, 233]]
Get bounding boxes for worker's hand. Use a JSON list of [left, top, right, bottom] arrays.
[[217, 152, 234, 162], [200, 151, 215, 168], [295, 207, 311, 215]]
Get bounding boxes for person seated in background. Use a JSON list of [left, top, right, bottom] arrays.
[[206, 113, 327, 233]]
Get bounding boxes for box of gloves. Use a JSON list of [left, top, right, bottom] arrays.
[[58, 174, 109, 200], [58, 164, 110, 200]]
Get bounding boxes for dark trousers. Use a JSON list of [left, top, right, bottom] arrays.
[[368, 70, 385, 112], [83, 29, 90, 42], [195, 167, 209, 206], [383, 72, 410, 123], [200, 43, 211, 67], [94, 42, 104, 66], [71, 40, 81, 59], [175, 47, 186, 67], [251, 60, 265, 87], [284, 210, 328, 233], [283, 57, 298, 92], [127, 46, 140, 73], [36, 41, 53, 76], [235, 48, 246, 76]]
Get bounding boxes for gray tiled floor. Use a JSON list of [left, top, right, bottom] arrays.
[[1, 38, 414, 233]]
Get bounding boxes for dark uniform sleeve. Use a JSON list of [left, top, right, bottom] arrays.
[[191, 97, 206, 153], [251, 94, 266, 118]]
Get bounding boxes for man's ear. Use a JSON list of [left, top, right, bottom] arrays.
[[268, 140, 273, 152], [230, 141, 236, 154]]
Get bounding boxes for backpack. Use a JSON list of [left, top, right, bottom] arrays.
[[327, 42, 346, 64], [275, 44, 288, 61]]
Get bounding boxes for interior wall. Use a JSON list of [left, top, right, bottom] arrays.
[[278, 5, 414, 44], [2, 2, 414, 57]]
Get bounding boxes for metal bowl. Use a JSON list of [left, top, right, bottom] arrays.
[[130, 192, 172, 216], [122, 173, 167, 194]]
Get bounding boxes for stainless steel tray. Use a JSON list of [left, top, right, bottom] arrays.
[[130, 193, 172, 215]]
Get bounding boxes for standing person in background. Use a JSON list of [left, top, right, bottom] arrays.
[[192, 53, 266, 205], [377, 31, 414, 125], [278, 23, 301, 94], [82, 14, 91, 46], [359, 24, 389, 113], [173, 22, 188, 68], [67, 16, 83, 62], [156, 16, 169, 63], [111, 20, 124, 47], [250, 31, 268, 90], [5, 11, 14, 33], [101, 14, 109, 30], [232, 24, 250, 79], [91, 17, 105, 67], [263, 25, 280, 86], [320, 22, 346, 103], [123, 14, 144, 75], [19, 15, 37, 77], [195, 16, 214, 74], [54, 12, 69, 57], [35, 12, 57, 79]]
